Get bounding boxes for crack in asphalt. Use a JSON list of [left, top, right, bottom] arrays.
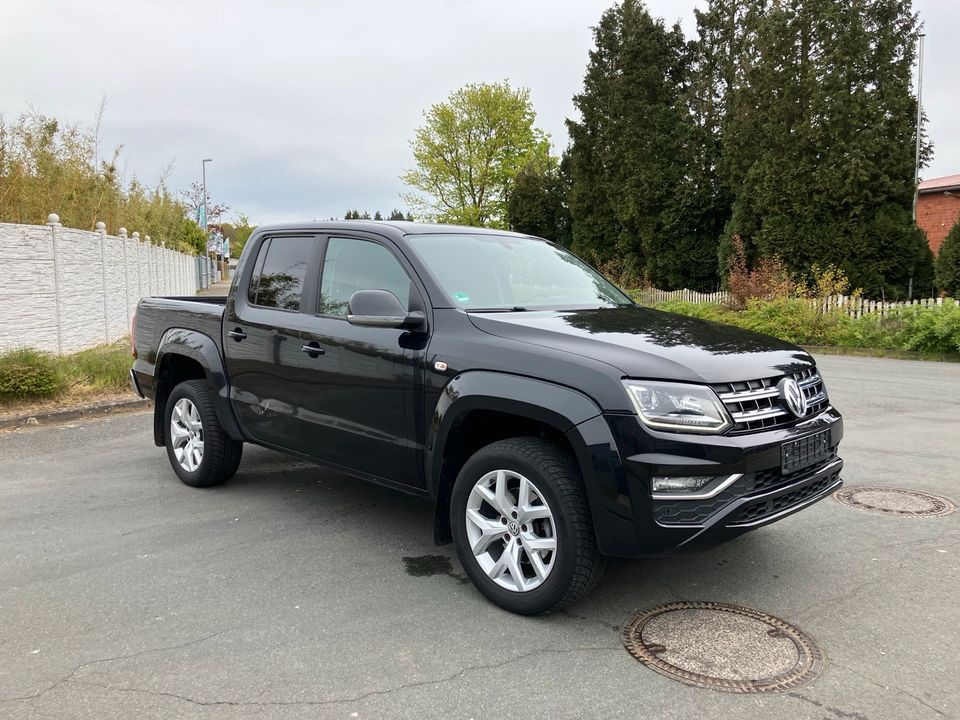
[[832, 662, 956, 719], [9, 645, 619, 709], [786, 692, 871, 720], [0, 629, 231, 704]]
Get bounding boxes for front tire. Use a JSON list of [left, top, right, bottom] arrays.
[[450, 437, 606, 615], [164, 379, 242, 487]]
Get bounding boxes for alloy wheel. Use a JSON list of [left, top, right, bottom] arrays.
[[170, 398, 204, 472], [465, 469, 557, 592]]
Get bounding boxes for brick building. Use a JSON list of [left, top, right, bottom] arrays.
[[917, 173, 960, 254]]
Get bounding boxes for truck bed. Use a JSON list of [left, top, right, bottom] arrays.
[[134, 296, 226, 358]]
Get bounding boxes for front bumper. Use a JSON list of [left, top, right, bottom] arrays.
[[597, 407, 843, 555]]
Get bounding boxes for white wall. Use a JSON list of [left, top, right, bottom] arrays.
[[0, 220, 202, 354]]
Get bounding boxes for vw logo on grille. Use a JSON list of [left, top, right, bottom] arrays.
[[778, 377, 808, 418]]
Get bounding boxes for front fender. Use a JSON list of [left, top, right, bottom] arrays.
[[150, 328, 243, 445], [427, 371, 639, 555]]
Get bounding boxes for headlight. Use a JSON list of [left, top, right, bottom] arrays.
[[623, 380, 732, 434]]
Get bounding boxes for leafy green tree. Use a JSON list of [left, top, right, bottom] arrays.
[[221, 213, 256, 257], [388, 209, 406, 220], [936, 220, 960, 297], [507, 159, 570, 244], [374, 211, 383, 221], [401, 81, 552, 228], [566, 0, 721, 290]]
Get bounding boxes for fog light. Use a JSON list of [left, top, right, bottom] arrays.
[[651, 473, 743, 500], [652, 476, 715, 494]]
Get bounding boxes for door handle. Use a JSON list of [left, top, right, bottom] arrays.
[[301, 342, 325, 357], [229, 328, 247, 341]]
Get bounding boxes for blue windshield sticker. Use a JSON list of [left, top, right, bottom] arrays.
[[452, 291, 470, 304]]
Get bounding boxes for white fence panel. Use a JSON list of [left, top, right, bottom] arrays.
[[0, 218, 202, 354]]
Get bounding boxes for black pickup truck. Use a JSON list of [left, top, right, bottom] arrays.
[[131, 221, 843, 614]]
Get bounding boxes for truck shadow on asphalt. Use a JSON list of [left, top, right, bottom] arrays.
[[224, 447, 797, 621]]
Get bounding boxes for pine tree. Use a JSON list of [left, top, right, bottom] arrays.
[[388, 209, 406, 221], [936, 220, 960, 297], [506, 160, 570, 243], [567, 0, 720, 289], [718, 0, 931, 299]]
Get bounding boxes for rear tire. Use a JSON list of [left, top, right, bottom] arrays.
[[164, 379, 242, 487], [450, 437, 606, 615]]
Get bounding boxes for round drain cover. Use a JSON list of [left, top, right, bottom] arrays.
[[834, 486, 955, 518], [620, 601, 824, 693]]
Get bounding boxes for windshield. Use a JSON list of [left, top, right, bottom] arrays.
[[406, 234, 633, 311]]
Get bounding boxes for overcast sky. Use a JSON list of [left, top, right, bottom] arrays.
[[1, 0, 957, 225]]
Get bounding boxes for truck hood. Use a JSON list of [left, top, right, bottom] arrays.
[[467, 306, 814, 384]]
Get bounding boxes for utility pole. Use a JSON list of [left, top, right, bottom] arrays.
[[912, 32, 925, 222]]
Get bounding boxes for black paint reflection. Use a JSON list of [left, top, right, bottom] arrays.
[[560, 306, 801, 356]]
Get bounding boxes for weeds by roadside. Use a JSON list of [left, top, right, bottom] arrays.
[[642, 297, 960, 357], [0, 341, 131, 406]]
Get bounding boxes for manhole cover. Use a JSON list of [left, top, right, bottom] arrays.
[[620, 601, 824, 693], [833, 486, 955, 518]]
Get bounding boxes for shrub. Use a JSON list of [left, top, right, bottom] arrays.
[[936, 220, 960, 297], [725, 235, 792, 309], [0, 348, 65, 400], [885, 302, 960, 354], [652, 297, 960, 356]]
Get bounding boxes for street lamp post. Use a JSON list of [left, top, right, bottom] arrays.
[[201, 158, 213, 235]]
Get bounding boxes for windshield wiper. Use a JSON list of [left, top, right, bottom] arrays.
[[465, 306, 529, 313]]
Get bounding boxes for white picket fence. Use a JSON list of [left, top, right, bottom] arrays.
[[636, 287, 959, 318], [635, 288, 732, 305], [814, 295, 958, 318]]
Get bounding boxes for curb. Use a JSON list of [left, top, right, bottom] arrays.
[[0, 398, 152, 430]]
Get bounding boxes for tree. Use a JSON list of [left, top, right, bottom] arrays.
[[181, 181, 229, 227], [507, 159, 570, 243], [717, 0, 931, 299], [388, 209, 407, 220], [373, 211, 383, 221], [566, 0, 721, 290], [221, 213, 256, 257], [936, 220, 960, 297], [0, 107, 211, 253], [401, 81, 552, 228]]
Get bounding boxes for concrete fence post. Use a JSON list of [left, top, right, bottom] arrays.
[[145, 235, 156, 295], [117, 226, 131, 328], [47, 213, 63, 354], [96, 221, 110, 343], [130, 230, 150, 302]]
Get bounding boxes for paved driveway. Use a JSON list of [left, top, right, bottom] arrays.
[[1, 354, 958, 719]]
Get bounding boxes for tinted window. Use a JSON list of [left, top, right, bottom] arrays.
[[249, 236, 314, 310], [319, 237, 412, 317]]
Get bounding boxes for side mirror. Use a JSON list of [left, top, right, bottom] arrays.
[[347, 289, 425, 330]]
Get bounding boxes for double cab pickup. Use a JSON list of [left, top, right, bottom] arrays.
[[132, 221, 843, 614]]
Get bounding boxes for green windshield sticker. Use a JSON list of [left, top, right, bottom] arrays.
[[452, 291, 470, 304]]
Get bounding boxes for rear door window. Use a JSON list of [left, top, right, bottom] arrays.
[[248, 236, 315, 311]]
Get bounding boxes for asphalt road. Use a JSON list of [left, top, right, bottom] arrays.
[[1, 354, 958, 720]]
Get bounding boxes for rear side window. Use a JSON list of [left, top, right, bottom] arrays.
[[319, 237, 412, 317], [248, 236, 314, 311]]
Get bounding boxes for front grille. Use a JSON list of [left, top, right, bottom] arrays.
[[729, 471, 840, 526], [711, 368, 829, 434], [653, 448, 840, 526]]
